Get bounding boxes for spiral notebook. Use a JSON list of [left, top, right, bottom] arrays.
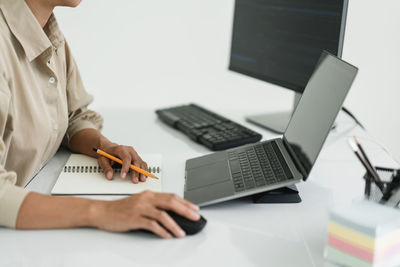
[[51, 153, 162, 195]]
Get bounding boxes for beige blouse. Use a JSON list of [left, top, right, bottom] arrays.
[[0, 0, 103, 228]]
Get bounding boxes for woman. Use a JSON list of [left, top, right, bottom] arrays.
[[0, 0, 200, 238]]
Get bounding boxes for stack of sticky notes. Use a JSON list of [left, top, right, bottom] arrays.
[[325, 200, 400, 267]]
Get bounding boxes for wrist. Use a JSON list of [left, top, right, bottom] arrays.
[[86, 199, 106, 228], [98, 136, 116, 151], [69, 129, 114, 157]]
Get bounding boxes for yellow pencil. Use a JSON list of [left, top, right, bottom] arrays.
[[93, 148, 159, 179]]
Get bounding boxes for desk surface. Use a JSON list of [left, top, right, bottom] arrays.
[[1, 107, 398, 267]]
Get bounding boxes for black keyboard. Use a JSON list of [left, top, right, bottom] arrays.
[[228, 142, 293, 193], [155, 104, 262, 150]]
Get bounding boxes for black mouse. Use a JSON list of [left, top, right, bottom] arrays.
[[166, 210, 207, 235]]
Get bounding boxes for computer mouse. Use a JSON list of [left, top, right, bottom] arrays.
[[166, 210, 207, 235]]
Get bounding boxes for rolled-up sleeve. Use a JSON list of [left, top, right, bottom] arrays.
[[63, 42, 104, 146], [0, 75, 30, 228]]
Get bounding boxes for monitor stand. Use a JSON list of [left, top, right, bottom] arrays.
[[246, 92, 302, 134], [252, 184, 301, 203]]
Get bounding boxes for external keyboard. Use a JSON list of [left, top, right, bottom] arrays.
[[155, 104, 262, 150]]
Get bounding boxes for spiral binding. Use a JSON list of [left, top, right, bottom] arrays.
[[64, 165, 161, 174]]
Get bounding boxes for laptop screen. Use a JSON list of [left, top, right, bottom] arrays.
[[283, 51, 358, 179]]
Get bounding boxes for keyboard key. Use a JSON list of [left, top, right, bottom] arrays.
[[229, 159, 241, 174], [271, 142, 294, 179]]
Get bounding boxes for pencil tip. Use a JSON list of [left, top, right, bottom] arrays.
[[354, 136, 360, 145], [92, 148, 98, 152]]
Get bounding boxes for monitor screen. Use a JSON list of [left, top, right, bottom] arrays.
[[229, 0, 348, 93], [283, 52, 358, 178]]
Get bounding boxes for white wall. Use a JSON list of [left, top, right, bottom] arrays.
[[55, 0, 400, 161], [342, 0, 400, 162]]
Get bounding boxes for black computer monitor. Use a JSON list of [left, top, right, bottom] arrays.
[[229, 0, 348, 133]]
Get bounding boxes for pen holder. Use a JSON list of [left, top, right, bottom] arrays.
[[363, 167, 400, 207], [363, 172, 385, 202]]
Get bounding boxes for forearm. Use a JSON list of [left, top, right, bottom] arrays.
[[69, 128, 114, 158], [16, 191, 200, 238], [16, 192, 100, 229]]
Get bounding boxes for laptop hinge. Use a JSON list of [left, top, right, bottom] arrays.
[[282, 137, 308, 180]]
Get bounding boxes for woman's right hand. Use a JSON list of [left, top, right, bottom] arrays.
[[89, 190, 200, 238]]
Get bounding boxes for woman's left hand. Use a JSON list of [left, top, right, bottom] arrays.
[[97, 143, 148, 183]]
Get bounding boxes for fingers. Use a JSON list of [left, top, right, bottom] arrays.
[[116, 151, 130, 181], [136, 192, 189, 238], [146, 209, 186, 238], [98, 157, 114, 180], [98, 191, 199, 239], [129, 149, 145, 183], [155, 193, 200, 221], [139, 218, 172, 239], [129, 150, 140, 183], [138, 161, 148, 182], [101, 144, 149, 184]]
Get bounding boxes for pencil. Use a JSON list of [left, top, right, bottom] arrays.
[[354, 136, 381, 182], [347, 139, 384, 192], [93, 148, 159, 179]]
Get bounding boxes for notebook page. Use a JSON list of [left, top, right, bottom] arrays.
[[51, 154, 162, 195]]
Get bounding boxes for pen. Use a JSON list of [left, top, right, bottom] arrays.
[[347, 139, 384, 192], [93, 148, 159, 179]]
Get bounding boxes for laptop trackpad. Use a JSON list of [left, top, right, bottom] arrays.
[[186, 161, 231, 190]]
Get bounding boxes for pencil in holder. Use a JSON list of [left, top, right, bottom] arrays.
[[363, 172, 385, 202], [363, 167, 400, 208]]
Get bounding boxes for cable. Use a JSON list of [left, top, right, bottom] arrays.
[[340, 107, 400, 166], [341, 106, 365, 130]]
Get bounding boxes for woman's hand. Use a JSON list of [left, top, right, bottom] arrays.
[[90, 191, 200, 238], [68, 129, 148, 184], [98, 143, 148, 183], [17, 191, 200, 239]]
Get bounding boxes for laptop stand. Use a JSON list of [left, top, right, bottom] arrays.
[[252, 184, 302, 203]]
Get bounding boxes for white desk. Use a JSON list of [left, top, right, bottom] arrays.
[[1, 107, 398, 267]]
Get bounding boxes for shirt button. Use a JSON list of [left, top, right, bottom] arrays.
[[49, 77, 56, 84], [53, 123, 59, 130]]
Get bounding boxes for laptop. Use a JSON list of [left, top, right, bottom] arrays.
[[184, 51, 358, 206]]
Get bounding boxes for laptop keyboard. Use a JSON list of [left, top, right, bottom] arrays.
[[228, 142, 293, 192]]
